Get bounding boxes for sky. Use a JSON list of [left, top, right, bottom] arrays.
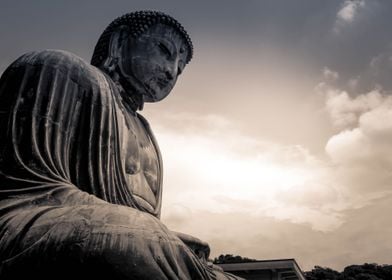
[[1, 0, 392, 271]]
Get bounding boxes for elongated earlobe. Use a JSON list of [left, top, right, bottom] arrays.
[[101, 27, 129, 75]]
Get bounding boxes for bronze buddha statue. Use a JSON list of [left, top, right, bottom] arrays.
[[0, 11, 240, 280]]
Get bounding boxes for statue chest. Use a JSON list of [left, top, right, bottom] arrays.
[[118, 111, 161, 214]]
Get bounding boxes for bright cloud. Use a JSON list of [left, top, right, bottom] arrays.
[[323, 81, 392, 167], [334, 0, 366, 33], [148, 112, 344, 232], [318, 70, 392, 204], [325, 88, 384, 129], [155, 114, 322, 210], [337, 0, 365, 23]]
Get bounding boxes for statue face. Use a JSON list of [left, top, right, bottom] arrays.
[[118, 23, 189, 102]]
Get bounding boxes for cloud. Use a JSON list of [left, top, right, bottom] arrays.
[[152, 87, 392, 224], [347, 77, 360, 91], [152, 111, 364, 233], [337, 0, 365, 23], [316, 70, 392, 204], [323, 67, 339, 82], [327, 103, 392, 166], [322, 47, 392, 93], [334, 0, 366, 33], [152, 112, 338, 228], [367, 48, 392, 87], [323, 83, 392, 166], [325, 88, 384, 129]]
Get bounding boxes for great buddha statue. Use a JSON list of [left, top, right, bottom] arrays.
[[0, 11, 240, 279]]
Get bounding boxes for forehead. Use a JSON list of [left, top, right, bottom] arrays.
[[140, 23, 188, 51]]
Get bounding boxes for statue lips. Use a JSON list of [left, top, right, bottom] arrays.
[[156, 76, 171, 90], [143, 75, 171, 101]]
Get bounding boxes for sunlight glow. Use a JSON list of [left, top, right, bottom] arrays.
[[159, 130, 317, 207]]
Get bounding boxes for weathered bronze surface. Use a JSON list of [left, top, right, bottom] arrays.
[[0, 11, 241, 279]]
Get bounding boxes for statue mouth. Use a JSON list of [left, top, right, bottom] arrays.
[[149, 75, 169, 89], [143, 76, 170, 101], [156, 78, 168, 89]]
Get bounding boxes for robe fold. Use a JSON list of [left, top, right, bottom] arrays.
[[0, 50, 240, 279], [0, 49, 160, 211]]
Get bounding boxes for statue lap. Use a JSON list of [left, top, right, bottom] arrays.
[[1, 193, 204, 279]]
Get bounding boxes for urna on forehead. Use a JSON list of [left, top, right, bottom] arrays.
[[91, 10, 193, 66]]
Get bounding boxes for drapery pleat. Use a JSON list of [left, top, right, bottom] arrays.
[[0, 49, 162, 213]]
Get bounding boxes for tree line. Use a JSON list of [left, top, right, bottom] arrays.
[[212, 254, 258, 264], [305, 263, 392, 280]]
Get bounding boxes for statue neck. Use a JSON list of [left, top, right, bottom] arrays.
[[111, 72, 144, 114], [98, 59, 144, 114]]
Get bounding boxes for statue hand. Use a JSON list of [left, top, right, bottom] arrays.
[[171, 231, 211, 260]]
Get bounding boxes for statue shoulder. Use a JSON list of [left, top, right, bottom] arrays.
[[136, 113, 151, 129], [7, 49, 106, 89]]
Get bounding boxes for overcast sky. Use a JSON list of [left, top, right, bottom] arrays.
[[1, 0, 392, 271]]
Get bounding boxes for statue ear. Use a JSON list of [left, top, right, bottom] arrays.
[[103, 26, 129, 72], [108, 28, 126, 58]]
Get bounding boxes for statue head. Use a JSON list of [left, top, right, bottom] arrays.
[[91, 11, 193, 109]]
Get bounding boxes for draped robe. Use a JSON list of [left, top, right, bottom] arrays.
[[0, 50, 239, 279]]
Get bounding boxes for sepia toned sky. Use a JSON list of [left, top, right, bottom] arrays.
[[1, 0, 392, 271]]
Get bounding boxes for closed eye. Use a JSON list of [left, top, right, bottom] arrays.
[[158, 42, 172, 57]]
